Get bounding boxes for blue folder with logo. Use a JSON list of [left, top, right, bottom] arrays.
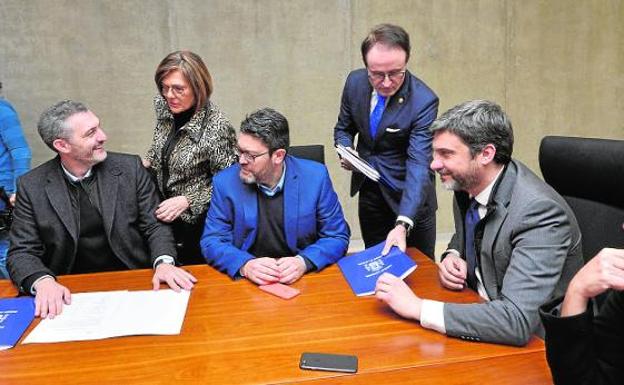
[[338, 242, 417, 296], [0, 297, 35, 350]]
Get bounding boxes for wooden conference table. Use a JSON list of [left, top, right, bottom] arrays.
[[0, 249, 553, 384]]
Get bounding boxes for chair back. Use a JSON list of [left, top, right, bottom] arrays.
[[288, 144, 325, 164], [539, 136, 624, 262]]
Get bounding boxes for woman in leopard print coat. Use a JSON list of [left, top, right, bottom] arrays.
[[144, 51, 237, 265]]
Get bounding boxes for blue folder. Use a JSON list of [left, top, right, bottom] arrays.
[[0, 297, 35, 350], [338, 242, 417, 296]]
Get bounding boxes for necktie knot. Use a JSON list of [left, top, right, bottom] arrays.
[[466, 199, 480, 225]]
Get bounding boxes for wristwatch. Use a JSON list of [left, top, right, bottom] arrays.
[[154, 255, 176, 268], [394, 219, 412, 235]]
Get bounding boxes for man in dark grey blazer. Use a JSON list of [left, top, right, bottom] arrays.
[[375, 100, 583, 346], [7, 100, 196, 319]]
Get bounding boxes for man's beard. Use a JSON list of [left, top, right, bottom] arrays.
[[239, 169, 256, 185], [92, 148, 107, 164], [438, 166, 479, 192]]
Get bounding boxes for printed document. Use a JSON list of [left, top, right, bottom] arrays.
[[335, 145, 399, 191], [335, 144, 380, 181], [22, 289, 190, 344]]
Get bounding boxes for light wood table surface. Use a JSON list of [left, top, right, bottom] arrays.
[[0, 249, 552, 384]]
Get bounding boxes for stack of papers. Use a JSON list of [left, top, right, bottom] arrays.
[[336, 144, 380, 181], [23, 289, 191, 344], [335, 145, 398, 191]]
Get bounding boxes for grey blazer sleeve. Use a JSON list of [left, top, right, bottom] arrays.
[[443, 197, 575, 346]]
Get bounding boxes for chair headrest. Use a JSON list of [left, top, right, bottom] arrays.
[[539, 136, 624, 209], [288, 145, 325, 164]]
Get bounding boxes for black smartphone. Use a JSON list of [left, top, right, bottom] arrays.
[[299, 352, 358, 373]]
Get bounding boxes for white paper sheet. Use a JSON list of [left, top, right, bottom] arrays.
[[22, 289, 191, 344]]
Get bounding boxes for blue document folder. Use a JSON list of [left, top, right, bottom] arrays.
[[0, 297, 35, 350], [338, 242, 417, 296]]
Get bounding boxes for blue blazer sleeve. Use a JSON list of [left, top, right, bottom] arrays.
[[333, 72, 359, 149], [399, 94, 438, 219], [200, 169, 255, 278], [296, 166, 350, 270]]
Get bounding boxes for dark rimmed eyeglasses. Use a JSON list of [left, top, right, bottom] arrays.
[[237, 148, 269, 163]]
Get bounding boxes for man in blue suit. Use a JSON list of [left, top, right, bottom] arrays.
[[201, 108, 350, 285], [334, 24, 438, 257]]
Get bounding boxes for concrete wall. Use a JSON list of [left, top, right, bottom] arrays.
[[1, 0, 622, 244]]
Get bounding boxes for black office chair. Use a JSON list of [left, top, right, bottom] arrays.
[[539, 136, 624, 263], [288, 144, 325, 164]]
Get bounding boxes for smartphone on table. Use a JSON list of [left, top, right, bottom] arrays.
[[299, 352, 358, 373]]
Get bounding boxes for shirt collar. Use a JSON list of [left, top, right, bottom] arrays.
[[473, 167, 504, 207], [258, 162, 286, 197], [61, 163, 93, 183], [369, 90, 388, 112]]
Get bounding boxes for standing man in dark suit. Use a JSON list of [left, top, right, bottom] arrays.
[[334, 23, 439, 257], [375, 100, 583, 346], [8, 100, 196, 319]]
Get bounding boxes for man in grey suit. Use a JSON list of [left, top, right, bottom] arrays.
[[8, 100, 196, 319], [375, 100, 583, 346]]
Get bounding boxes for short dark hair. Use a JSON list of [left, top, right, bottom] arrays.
[[430, 100, 514, 164], [38, 100, 89, 151], [361, 23, 411, 66], [154, 50, 213, 113], [240, 108, 290, 153]]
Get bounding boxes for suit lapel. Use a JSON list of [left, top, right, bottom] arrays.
[[480, 202, 508, 295], [375, 72, 411, 142], [357, 83, 375, 145], [241, 183, 259, 251], [46, 162, 78, 243], [97, 161, 121, 237], [283, 157, 298, 251], [480, 163, 516, 295]]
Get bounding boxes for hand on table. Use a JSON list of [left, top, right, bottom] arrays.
[[382, 225, 407, 255], [276, 257, 306, 285], [34, 277, 71, 319], [153, 263, 197, 292], [438, 254, 467, 290], [375, 272, 422, 320], [241, 257, 281, 285]]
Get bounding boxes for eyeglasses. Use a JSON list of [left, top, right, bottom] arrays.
[[161, 84, 188, 97], [367, 69, 406, 83], [237, 148, 269, 163]]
